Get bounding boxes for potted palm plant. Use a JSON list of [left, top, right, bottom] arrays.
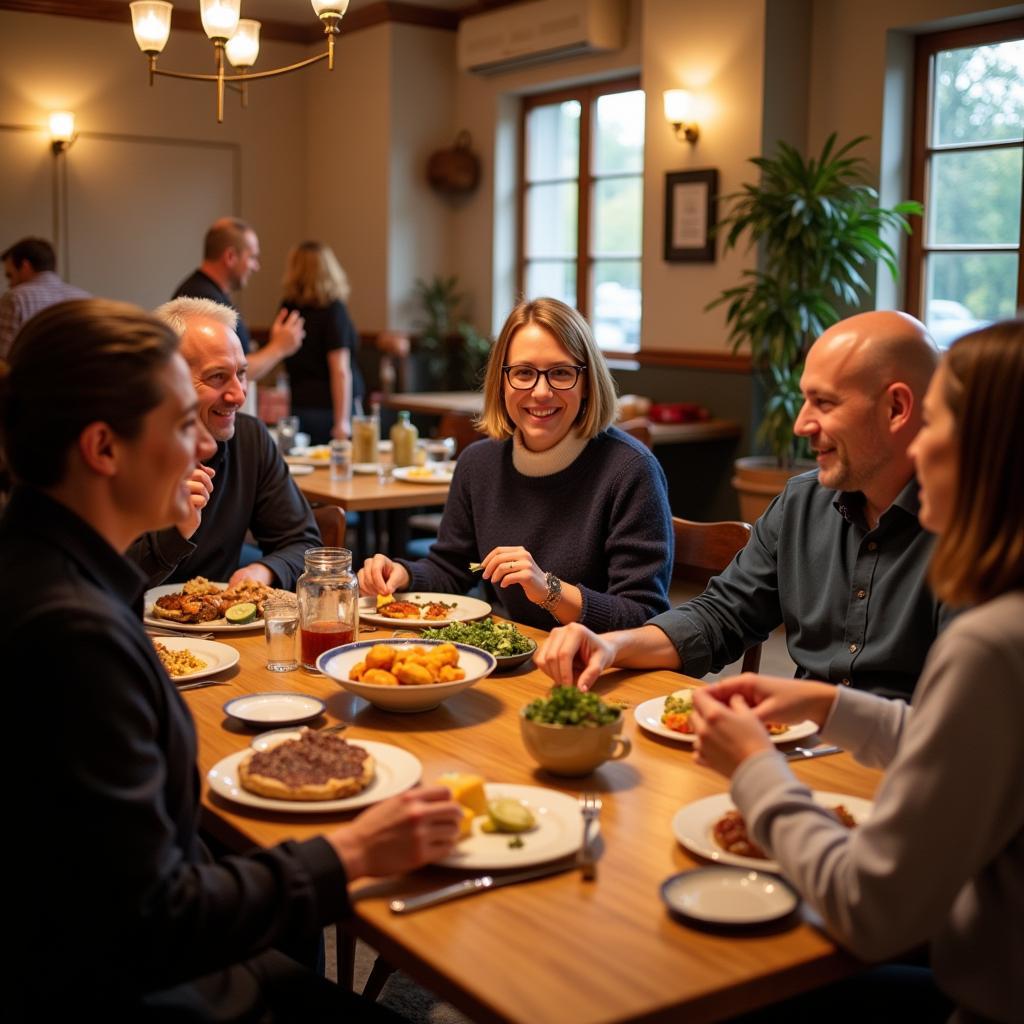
[[413, 275, 491, 391], [708, 134, 921, 521]]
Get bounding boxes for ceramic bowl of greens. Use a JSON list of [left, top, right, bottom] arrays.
[[421, 617, 537, 672], [520, 687, 630, 776]]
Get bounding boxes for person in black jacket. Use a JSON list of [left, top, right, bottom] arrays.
[[1, 298, 460, 1021]]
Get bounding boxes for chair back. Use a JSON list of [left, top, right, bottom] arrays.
[[313, 505, 346, 548], [617, 416, 653, 449], [672, 516, 762, 673], [437, 411, 485, 456]]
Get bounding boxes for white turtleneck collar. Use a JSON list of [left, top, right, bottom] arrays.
[[511, 427, 590, 477]]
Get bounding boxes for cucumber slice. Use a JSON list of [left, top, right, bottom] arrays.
[[486, 798, 536, 833], [225, 602, 258, 625]]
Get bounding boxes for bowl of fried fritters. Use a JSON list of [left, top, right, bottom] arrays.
[[318, 638, 496, 712]]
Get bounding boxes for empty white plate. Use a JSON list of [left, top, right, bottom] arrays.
[[661, 866, 798, 926], [223, 692, 326, 728]]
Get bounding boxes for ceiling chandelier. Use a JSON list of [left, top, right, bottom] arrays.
[[129, 1, 349, 123]]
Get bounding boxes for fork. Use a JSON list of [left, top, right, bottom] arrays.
[[578, 793, 602, 881], [147, 626, 216, 641]]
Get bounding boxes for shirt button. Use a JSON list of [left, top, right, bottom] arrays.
[[856, 589, 867, 599], [867, 541, 878, 551], [849, 643, 858, 653], [841, 678, 851, 686]]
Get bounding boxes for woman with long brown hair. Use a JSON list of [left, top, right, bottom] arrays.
[[280, 241, 364, 443], [690, 320, 1024, 1022]]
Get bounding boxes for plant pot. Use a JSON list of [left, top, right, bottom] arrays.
[[731, 456, 815, 524]]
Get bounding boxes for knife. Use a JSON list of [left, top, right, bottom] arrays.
[[784, 744, 843, 761], [390, 860, 575, 914]]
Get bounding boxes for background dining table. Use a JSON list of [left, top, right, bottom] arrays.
[[181, 621, 880, 1024]]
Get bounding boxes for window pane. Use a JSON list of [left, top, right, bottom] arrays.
[[592, 90, 645, 175], [925, 252, 1018, 347], [934, 41, 1024, 146], [525, 260, 576, 307], [525, 182, 578, 259], [591, 260, 641, 351], [592, 177, 643, 257], [526, 101, 581, 181], [929, 147, 1023, 245]]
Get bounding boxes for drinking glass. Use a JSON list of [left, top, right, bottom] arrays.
[[377, 449, 395, 486], [264, 595, 299, 672], [276, 415, 300, 455], [329, 439, 352, 482]]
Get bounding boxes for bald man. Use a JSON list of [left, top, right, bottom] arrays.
[[538, 311, 952, 700]]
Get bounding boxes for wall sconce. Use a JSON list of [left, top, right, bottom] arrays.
[[663, 90, 699, 144], [49, 110, 76, 154]]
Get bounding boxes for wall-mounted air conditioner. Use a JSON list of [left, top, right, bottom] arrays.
[[457, 0, 626, 76]]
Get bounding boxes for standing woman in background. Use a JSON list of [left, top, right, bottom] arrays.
[[280, 241, 365, 443]]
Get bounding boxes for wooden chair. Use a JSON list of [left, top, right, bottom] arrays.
[[617, 416, 653, 449], [672, 516, 762, 673], [436, 410, 484, 456], [312, 504, 346, 548]]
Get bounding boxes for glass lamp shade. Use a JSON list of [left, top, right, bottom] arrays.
[[663, 89, 694, 125], [49, 111, 75, 146], [200, 0, 241, 41], [225, 19, 261, 68], [130, 1, 172, 54], [311, 0, 350, 17]]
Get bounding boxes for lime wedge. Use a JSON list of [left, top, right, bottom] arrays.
[[486, 798, 536, 833], [225, 602, 258, 625]]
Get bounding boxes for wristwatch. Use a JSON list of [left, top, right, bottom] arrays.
[[538, 572, 562, 614]]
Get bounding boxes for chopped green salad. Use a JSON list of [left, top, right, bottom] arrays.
[[523, 686, 620, 727], [421, 617, 535, 657]]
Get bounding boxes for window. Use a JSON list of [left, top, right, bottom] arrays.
[[519, 79, 644, 351], [907, 20, 1023, 348]]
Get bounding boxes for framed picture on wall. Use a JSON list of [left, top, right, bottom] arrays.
[[663, 169, 718, 262]]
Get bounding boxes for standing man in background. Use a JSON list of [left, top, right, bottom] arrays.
[[173, 217, 304, 382], [0, 237, 89, 358]]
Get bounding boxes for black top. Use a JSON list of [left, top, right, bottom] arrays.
[[1, 486, 349, 1017], [126, 413, 320, 588], [281, 298, 364, 411], [173, 268, 251, 353]]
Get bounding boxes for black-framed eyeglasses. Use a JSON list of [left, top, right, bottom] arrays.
[[502, 364, 587, 390]]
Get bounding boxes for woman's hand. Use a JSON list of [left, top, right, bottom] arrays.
[[699, 674, 838, 730], [327, 785, 462, 878], [358, 554, 410, 596], [479, 546, 548, 604], [690, 688, 774, 779]]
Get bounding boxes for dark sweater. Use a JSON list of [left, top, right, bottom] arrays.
[[127, 413, 320, 588], [281, 298, 364, 412], [399, 427, 673, 631], [172, 268, 251, 353]]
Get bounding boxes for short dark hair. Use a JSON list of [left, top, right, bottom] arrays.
[[0, 298, 179, 487], [1, 237, 56, 273], [203, 217, 253, 261]]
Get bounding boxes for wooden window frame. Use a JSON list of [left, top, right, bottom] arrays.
[[905, 17, 1024, 322], [517, 76, 642, 334]]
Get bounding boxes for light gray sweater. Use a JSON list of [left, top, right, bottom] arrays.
[[733, 590, 1024, 1022]]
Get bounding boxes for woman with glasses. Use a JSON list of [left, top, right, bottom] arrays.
[[689, 321, 1024, 1022], [359, 297, 672, 630]]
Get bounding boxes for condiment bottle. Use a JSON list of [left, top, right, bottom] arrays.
[[351, 411, 379, 464], [296, 547, 359, 671], [390, 410, 419, 468]]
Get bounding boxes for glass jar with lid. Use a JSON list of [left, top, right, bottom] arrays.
[[296, 547, 359, 670]]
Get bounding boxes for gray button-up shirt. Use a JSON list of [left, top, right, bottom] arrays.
[[648, 471, 954, 699]]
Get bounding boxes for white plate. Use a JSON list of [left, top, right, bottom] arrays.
[[359, 593, 491, 630], [672, 790, 875, 872], [634, 694, 818, 746], [144, 583, 267, 633], [393, 466, 454, 485], [439, 784, 587, 870], [207, 737, 422, 813], [288, 463, 315, 476], [661, 866, 799, 926], [353, 462, 381, 475], [151, 636, 240, 683], [223, 692, 326, 728], [286, 446, 332, 467]]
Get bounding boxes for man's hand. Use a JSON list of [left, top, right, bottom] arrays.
[[229, 563, 274, 587], [175, 465, 216, 540], [536, 623, 618, 692], [690, 688, 774, 779], [327, 785, 462, 879], [358, 554, 410, 596], [268, 308, 304, 359]]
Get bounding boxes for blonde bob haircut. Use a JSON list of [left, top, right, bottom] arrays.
[[477, 297, 618, 441], [928, 319, 1024, 607], [281, 241, 351, 308]]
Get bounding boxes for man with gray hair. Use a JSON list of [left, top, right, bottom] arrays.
[[172, 216, 304, 382], [128, 296, 319, 588]]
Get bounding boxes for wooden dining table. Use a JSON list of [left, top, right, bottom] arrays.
[[183, 623, 880, 1024], [295, 467, 451, 513]]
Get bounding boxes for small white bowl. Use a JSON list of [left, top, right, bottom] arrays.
[[318, 638, 496, 712]]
